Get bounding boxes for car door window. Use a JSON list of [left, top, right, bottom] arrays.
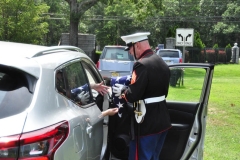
[[81, 60, 106, 111], [55, 61, 94, 106], [167, 67, 205, 102], [81, 61, 99, 98], [56, 70, 67, 96]]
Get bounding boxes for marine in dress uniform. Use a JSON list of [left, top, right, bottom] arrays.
[[113, 32, 172, 160]]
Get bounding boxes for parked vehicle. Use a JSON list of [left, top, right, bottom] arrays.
[[96, 45, 134, 85], [0, 41, 110, 160], [155, 44, 164, 52], [156, 49, 183, 65], [0, 41, 214, 160]]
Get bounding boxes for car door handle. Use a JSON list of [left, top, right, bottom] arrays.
[[86, 123, 92, 138]]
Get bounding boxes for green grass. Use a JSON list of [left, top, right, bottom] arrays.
[[204, 64, 240, 160], [167, 68, 206, 102], [96, 50, 102, 55], [168, 64, 240, 159]]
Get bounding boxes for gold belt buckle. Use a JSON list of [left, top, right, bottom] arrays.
[[134, 110, 142, 116], [134, 101, 142, 117]]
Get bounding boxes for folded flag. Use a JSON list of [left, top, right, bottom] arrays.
[[110, 75, 131, 117]]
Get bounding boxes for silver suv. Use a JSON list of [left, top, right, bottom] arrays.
[[156, 49, 183, 65], [0, 41, 110, 160]]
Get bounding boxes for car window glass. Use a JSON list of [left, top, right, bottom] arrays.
[[59, 62, 93, 106], [0, 70, 33, 119], [167, 67, 205, 102], [56, 70, 67, 96], [81, 60, 106, 111], [158, 51, 179, 57], [82, 62, 98, 97], [105, 48, 133, 60]]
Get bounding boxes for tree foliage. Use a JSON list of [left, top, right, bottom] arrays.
[[0, 0, 49, 44], [63, 0, 164, 47], [43, 0, 69, 45], [213, 1, 240, 43], [82, 1, 142, 49], [1, 0, 239, 49]]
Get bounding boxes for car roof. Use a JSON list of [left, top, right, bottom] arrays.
[[0, 41, 89, 78], [0, 41, 48, 58]]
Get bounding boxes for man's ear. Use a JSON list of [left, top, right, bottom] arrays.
[[135, 42, 140, 50], [135, 42, 139, 47]]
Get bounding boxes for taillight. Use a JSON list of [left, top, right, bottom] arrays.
[[96, 61, 100, 69], [0, 134, 20, 160], [179, 58, 182, 63], [0, 121, 69, 160]]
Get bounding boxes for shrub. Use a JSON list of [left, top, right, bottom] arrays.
[[213, 44, 219, 49], [225, 44, 232, 62], [206, 50, 216, 63], [218, 49, 226, 63], [169, 68, 183, 87], [96, 50, 102, 55], [225, 44, 232, 49]]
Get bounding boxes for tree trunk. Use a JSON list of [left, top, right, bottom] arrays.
[[68, 0, 80, 47], [69, 16, 79, 47], [65, 0, 98, 46]]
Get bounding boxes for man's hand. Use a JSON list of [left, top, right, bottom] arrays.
[[112, 84, 127, 97], [77, 91, 90, 105], [100, 108, 119, 118], [91, 81, 109, 95]]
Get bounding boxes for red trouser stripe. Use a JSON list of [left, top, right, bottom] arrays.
[[135, 140, 138, 160]]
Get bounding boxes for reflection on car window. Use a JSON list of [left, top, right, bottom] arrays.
[[167, 67, 205, 102], [105, 48, 133, 60], [55, 62, 93, 106]]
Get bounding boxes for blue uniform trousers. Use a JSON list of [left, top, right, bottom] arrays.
[[128, 130, 168, 160]]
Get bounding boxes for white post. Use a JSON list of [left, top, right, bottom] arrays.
[[183, 37, 186, 63]]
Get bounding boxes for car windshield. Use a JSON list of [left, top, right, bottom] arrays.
[[104, 48, 134, 61], [0, 69, 33, 119], [158, 51, 179, 58]]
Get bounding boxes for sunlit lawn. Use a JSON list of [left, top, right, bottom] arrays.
[[204, 64, 240, 160], [167, 68, 206, 102]]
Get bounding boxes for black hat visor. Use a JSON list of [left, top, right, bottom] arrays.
[[125, 42, 134, 51], [124, 39, 148, 51]]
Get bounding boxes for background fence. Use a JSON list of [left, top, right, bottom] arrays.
[[175, 47, 234, 64]]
